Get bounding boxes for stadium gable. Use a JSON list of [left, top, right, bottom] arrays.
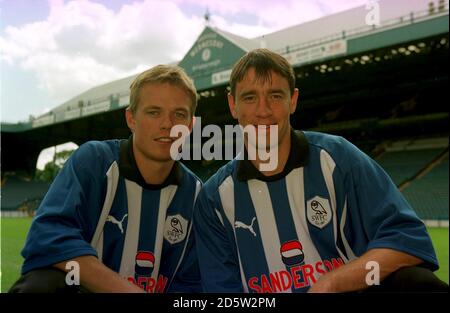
[[178, 26, 250, 90]]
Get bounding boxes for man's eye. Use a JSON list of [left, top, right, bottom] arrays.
[[243, 96, 256, 102], [147, 111, 159, 116], [175, 112, 187, 119], [271, 94, 283, 100]]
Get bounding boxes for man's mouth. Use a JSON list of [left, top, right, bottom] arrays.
[[155, 137, 176, 143]]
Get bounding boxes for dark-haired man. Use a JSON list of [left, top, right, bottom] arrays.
[[194, 49, 447, 293]]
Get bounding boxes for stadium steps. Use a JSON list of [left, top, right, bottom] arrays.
[[373, 137, 449, 225], [377, 148, 446, 186], [375, 137, 448, 186], [398, 148, 449, 191], [400, 150, 449, 224], [0, 174, 50, 216]]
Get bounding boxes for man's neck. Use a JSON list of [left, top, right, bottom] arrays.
[[247, 132, 291, 177], [133, 146, 174, 185]]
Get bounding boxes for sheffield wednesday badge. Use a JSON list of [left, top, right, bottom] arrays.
[[164, 214, 188, 244], [307, 196, 332, 229]]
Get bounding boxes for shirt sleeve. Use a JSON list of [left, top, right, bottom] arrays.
[[21, 143, 107, 274], [193, 188, 243, 292], [344, 141, 439, 271]]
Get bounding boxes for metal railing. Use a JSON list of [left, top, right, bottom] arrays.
[[274, 4, 449, 55]]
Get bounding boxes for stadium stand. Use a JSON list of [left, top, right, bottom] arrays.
[[1, 175, 50, 217], [370, 137, 449, 225], [377, 148, 447, 185], [402, 153, 449, 224]]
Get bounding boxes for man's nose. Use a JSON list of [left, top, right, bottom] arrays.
[[255, 96, 272, 118], [160, 113, 174, 130]]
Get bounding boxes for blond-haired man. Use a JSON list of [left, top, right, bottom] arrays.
[[10, 65, 201, 293]]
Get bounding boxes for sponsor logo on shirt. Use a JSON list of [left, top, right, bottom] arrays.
[[164, 214, 188, 244], [135, 251, 154, 274], [306, 196, 332, 229], [280, 240, 304, 266], [127, 275, 168, 293], [128, 251, 168, 293], [247, 257, 344, 293]]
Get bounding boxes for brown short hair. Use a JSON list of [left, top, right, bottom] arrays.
[[129, 64, 198, 115], [229, 49, 295, 99]]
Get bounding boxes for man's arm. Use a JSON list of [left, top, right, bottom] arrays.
[[309, 137, 439, 293], [193, 189, 243, 292], [22, 142, 111, 274], [308, 248, 422, 293], [54, 256, 144, 293]]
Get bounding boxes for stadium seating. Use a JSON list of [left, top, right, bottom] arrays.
[[377, 148, 445, 185], [402, 155, 449, 221], [0, 175, 50, 217], [374, 137, 448, 222]]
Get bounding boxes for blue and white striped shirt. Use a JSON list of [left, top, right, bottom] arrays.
[[22, 137, 202, 292], [194, 130, 438, 293]]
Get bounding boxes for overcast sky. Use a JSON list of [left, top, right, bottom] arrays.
[[0, 0, 378, 124]]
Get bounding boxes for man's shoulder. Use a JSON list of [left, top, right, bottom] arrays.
[[302, 130, 371, 172], [178, 162, 202, 184], [303, 131, 347, 149], [78, 139, 120, 153], [303, 131, 361, 158], [202, 160, 236, 193], [76, 139, 119, 157], [71, 139, 121, 170]]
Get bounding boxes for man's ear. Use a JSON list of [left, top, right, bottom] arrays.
[[227, 93, 238, 119], [125, 108, 135, 132], [188, 115, 196, 132], [290, 88, 299, 114]]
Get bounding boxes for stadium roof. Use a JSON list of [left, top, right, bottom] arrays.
[[51, 75, 137, 114], [2, 0, 448, 132], [214, 28, 259, 52]]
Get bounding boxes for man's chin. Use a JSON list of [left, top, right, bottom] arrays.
[[246, 140, 280, 152], [145, 152, 175, 163], [156, 155, 176, 162]]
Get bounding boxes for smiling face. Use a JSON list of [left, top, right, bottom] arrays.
[[228, 67, 298, 153], [126, 82, 193, 163]]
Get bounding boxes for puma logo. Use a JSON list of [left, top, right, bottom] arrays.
[[234, 217, 257, 237], [106, 213, 128, 234]]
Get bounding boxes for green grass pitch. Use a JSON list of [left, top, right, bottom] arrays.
[[1, 217, 448, 292]]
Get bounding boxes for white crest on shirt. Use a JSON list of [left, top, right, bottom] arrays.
[[164, 214, 188, 244], [106, 213, 128, 234], [306, 196, 332, 229], [234, 217, 257, 237]]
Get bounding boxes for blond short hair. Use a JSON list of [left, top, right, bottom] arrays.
[[129, 64, 197, 115]]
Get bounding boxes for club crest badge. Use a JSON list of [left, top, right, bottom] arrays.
[[306, 196, 332, 229], [164, 214, 188, 244]]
